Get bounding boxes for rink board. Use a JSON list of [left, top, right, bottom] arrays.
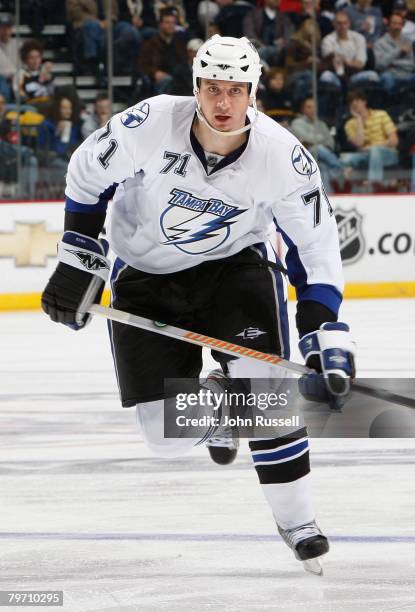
[[0, 195, 414, 310]]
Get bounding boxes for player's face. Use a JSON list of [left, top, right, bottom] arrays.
[[198, 79, 250, 133]]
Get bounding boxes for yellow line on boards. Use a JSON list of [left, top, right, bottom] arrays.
[[1, 284, 415, 312], [0, 290, 112, 311], [287, 283, 415, 300]]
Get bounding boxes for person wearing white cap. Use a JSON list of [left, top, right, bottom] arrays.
[[42, 35, 356, 575]]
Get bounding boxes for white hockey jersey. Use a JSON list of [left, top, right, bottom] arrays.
[[65, 95, 344, 314]]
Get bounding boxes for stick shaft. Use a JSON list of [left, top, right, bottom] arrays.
[[88, 303, 308, 374], [88, 304, 415, 409]]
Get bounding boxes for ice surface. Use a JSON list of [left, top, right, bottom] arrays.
[[0, 300, 414, 611]]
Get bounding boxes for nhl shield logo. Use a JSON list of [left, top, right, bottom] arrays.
[[121, 102, 150, 128], [160, 189, 245, 255], [335, 207, 365, 265]]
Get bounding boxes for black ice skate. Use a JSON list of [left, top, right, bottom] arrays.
[[203, 369, 239, 465], [278, 520, 329, 575]]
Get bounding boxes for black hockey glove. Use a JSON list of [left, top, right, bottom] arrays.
[[298, 322, 356, 411], [41, 231, 110, 330]]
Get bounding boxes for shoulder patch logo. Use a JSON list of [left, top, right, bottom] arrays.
[[121, 102, 150, 128], [291, 145, 317, 178]]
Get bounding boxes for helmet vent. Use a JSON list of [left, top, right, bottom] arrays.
[[240, 64, 249, 72], [201, 60, 208, 68]]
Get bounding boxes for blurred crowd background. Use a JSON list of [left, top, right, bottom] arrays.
[[0, 0, 414, 199]]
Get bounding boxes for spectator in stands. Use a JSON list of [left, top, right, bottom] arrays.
[[154, 1, 188, 29], [66, 0, 114, 72], [342, 89, 399, 188], [0, 15, 18, 101], [374, 12, 415, 94], [290, 0, 334, 38], [81, 93, 111, 139], [0, 93, 39, 199], [259, 67, 294, 124], [284, 18, 321, 104], [344, 0, 384, 46], [38, 95, 82, 192], [243, 0, 293, 66], [214, 0, 255, 38], [139, 9, 187, 94], [15, 40, 54, 111], [119, 0, 158, 45], [291, 96, 346, 191], [392, 0, 415, 42], [66, 0, 140, 76], [171, 38, 204, 96], [320, 10, 379, 89]]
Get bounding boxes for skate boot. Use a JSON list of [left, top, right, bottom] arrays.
[[204, 369, 239, 465], [206, 435, 239, 465], [278, 520, 329, 575]]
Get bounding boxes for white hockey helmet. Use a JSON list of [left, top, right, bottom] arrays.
[[193, 35, 262, 99], [192, 35, 262, 137]]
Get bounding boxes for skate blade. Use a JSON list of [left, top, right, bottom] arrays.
[[302, 557, 323, 576]]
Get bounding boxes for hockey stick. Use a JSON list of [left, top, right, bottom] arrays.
[[88, 303, 415, 409]]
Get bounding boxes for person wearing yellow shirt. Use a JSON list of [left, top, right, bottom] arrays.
[[342, 89, 399, 188]]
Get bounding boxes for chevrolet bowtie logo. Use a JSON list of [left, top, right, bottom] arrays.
[[0, 222, 62, 266]]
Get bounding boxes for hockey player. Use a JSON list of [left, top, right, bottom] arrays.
[[41, 35, 355, 574]]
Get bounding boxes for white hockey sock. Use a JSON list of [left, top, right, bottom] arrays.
[[136, 400, 196, 458], [261, 473, 314, 530]]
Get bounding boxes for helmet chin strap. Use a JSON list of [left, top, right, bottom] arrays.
[[195, 93, 259, 138]]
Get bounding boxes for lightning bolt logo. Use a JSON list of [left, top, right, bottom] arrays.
[[163, 208, 242, 246], [160, 189, 247, 255]]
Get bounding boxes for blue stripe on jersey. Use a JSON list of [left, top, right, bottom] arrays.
[[65, 197, 108, 214], [254, 242, 290, 359], [107, 256, 128, 399], [110, 256, 127, 285], [65, 183, 118, 214], [299, 283, 342, 314], [252, 439, 309, 463], [275, 221, 342, 316]]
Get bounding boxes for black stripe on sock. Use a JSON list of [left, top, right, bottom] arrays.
[[253, 450, 310, 484]]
